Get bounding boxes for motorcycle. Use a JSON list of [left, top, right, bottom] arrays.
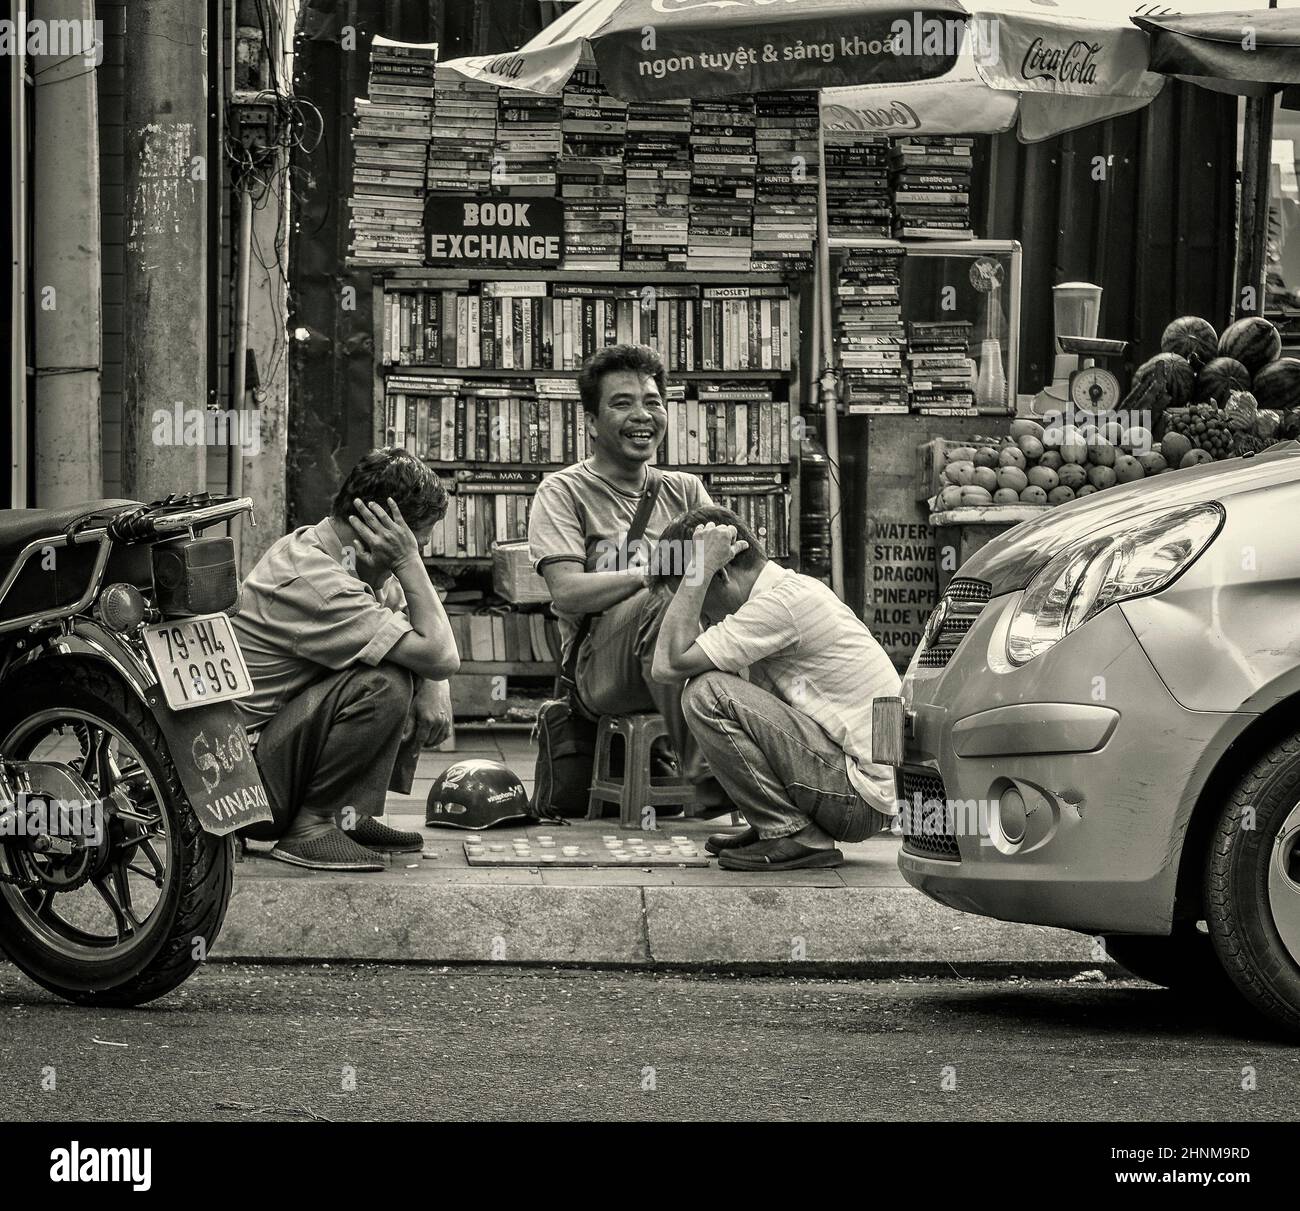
[[0, 493, 272, 1006]]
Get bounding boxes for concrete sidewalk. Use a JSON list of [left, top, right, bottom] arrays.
[[215, 728, 1098, 970]]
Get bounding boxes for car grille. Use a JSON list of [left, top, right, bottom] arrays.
[[916, 577, 992, 670], [898, 769, 960, 861]]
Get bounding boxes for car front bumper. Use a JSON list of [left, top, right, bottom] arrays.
[[896, 593, 1248, 935]]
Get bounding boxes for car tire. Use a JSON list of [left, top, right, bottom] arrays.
[[1103, 927, 1237, 998], [1204, 733, 1300, 1037]]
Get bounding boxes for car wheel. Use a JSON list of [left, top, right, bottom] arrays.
[[1103, 926, 1237, 997], [1204, 733, 1300, 1036]]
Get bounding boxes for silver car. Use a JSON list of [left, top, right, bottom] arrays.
[[877, 442, 1300, 1035]]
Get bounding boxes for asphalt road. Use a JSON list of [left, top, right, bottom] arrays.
[[1, 964, 1296, 1122]]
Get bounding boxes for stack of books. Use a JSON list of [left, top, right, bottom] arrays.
[[442, 607, 557, 664], [823, 134, 892, 239], [751, 91, 819, 273], [835, 247, 909, 413], [623, 99, 691, 272], [559, 64, 626, 271], [687, 98, 755, 272], [492, 89, 561, 196], [427, 69, 497, 193], [705, 471, 790, 557], [907, 320, 976, 413], [663, 384, 791, 467], [347, 37, 437, 265], [429, 472, 539, 559], [890, 136, 975, 239]]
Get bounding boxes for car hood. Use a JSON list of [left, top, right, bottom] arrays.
[[959, 441, 1300, 595]]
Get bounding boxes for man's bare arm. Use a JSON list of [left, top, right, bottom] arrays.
[[541, 561, 648, 617]]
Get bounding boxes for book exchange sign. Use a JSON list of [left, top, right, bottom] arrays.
[[425, 196, 564, 268]]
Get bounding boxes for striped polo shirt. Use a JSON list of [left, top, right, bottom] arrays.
[[694, 561, 902, 813]]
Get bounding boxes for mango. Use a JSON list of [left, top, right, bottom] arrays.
[[1057, 463, 1087, 490], [1019, 485, 1048, 505], [996, 465, 1028, 493], [939, 485, 964, 510], [1017, 434, 1045, 461], [997, 446, 1027, 470], [945, 460, 976, 486], [1088, 440, 1117, 467], [993, 488, 1020, 505], [946, 446, 976, 464], [1086, 464, 1117, 489], [1039, 450, 1063, 471], [1124, 425, 1154, 454], [1159, 432, 1192, 466], [1047, 485, 1076, 506], [1076, 484, 1099, 496], [1180, 448, 1214, 468], [960, 485, 994, 506], [1059, 434, 1089, 464], [1136, 451, 1167, 475], [973, 446, 1000, 469], [1113, 455, 1145, 484], [1010, 418, 1046, 441], [1026, 465, 1059, 491], [972, 466, 999, 493]]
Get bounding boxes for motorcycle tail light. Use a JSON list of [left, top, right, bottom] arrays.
[[95, 583, 147, 633], [151, 537, 238, 616]]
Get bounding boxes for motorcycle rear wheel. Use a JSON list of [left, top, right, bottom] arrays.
[[0, 659, 232, 1006]]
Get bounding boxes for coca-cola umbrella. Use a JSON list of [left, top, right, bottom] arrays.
[[820, 0, 1277, 142], [440, 0, 970, 98]]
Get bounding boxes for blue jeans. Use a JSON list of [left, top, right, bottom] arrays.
[[681, 670, 874, 842]]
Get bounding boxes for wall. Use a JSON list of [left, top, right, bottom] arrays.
[[979, 80, 1239, 397]]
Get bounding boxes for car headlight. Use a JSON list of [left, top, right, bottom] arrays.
[[1006, 503, 1223, 666]]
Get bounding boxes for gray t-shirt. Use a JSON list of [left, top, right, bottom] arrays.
[[528, 460, 711, 652]]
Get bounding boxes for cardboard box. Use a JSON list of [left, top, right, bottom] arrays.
[[492, 539, 551, 604]]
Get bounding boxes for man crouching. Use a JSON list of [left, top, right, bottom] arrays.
[[234, 448, 460, 871], [650, 506, 901, 871]]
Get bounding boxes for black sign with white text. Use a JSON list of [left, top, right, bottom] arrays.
[[425, 196, 564, 268]]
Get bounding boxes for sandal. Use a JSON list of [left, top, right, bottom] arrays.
[[268, 829, 386, 872], [345, 816, 423, 853]]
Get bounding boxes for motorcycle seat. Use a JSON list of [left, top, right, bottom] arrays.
[[0, 501, 142, 573]]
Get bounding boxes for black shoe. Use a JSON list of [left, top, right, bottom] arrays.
[[705, 826, 758, 855], [268, 829, 386, 872], [717, 836, 844, 871], [345, 817, 424, 853]]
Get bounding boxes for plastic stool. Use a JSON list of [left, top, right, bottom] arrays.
[[586, 712, 696, 829]]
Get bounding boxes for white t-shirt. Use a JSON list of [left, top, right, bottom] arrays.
[[694, 562, 902, 813]]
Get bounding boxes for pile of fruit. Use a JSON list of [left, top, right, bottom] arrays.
[[1123, 313, 1300, 454], [934, 418, 1166, 511]]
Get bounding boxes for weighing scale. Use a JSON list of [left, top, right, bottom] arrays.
[[1058, 335, 1129, 421]]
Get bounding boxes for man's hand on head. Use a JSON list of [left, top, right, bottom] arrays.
[[349, 497, 422, 580], [690, 522, 749, 580]]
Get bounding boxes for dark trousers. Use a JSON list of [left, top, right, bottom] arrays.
[[574, 585, 725, 805], [242, 663, 417, 841]]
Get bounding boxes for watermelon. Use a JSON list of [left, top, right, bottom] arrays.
[[1251, 357, 1300, 411], [1218, 316, 1282, 374], [1133, 352, 1195, 407], [1196, 356, 1251, 404], [1160, 316, 1218, 367]]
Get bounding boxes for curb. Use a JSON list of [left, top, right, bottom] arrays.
[[213, 878, 1099, 969]]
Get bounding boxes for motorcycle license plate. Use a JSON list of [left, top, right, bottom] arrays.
[[142, 614, 254, 711]]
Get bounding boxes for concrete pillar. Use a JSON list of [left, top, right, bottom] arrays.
[[32, 0, 103, 505], [121, 0, 208, 498]]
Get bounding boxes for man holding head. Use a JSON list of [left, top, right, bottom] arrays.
[[528, 344, 730, 811], [234, 448, 460, 871], [650, 505, 902, 871]]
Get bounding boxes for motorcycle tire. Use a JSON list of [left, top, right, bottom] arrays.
[[0, 659, 233, 1007]]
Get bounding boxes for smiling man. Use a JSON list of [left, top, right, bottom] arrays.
[[528, 344, 729, 810]]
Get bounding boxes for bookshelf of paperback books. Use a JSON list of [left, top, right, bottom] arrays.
[[372, 269, 808, 712], [349, 47, 815, 718]]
